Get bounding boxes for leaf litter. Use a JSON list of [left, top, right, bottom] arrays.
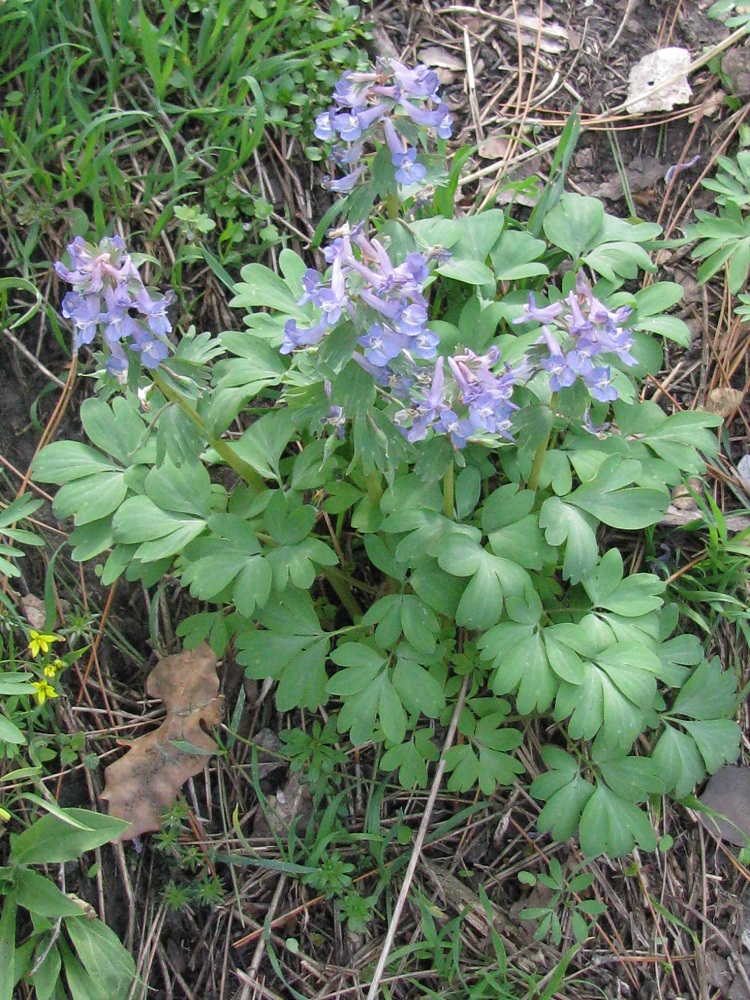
[[101, 644, 222, 840]]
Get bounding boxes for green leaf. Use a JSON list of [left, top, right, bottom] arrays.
[[392, 656, 445, 717], [112, 496, 206, 562], [579, 784, 656, 858], [597, 756, 665, 801], [144, 461, 213, 518], [543, 193, 604, 259], [539, 497, 598, 584], [480, 624, 557, 713], [379, 676, 406, 744], [490, 229, 548, 280], [682, 719, 741, 772], [439, 537, 531, 630], [233, 409, 297, 483], [0, 893, 15, 1000], [670, 657, 739, 720], [180, 517, 272, 617], [652, 724, 707, 798], [58, 938, 102, 1000], [435, 258, 495, 284], [32, 442, 121, 484], [15, 869, 86, 918], [532, 756, 595, 843], [381, 731, 439, 789], [236, 590, 329, 712], [54, 473, 128, 526], [64, 915, 136, 996], [400, 595, 438, 655], [0, 714, 27, 745], [210, 334, 285, 432], [79, 395, 149, 465], [569, 457, 667, 529], [10, 810, 129, 865], [30, 940, 61, 1000], [231, 263, 309, 316]]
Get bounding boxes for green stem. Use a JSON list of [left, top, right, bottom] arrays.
[[443, 459, 454, 519], [325, 566, 363, 624], [364, 469, 383, 506], [151, 370, 265, 491], [527, 393, 557, 493], [386, 191, 399, 221]]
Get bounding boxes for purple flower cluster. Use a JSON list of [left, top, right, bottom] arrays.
[[516, 273, 636, 403], [397, 349, 526, 448], [314, 59, 453, 193], [55, 235, 175, 375], [280, 221, 527, 451], [281, 224, 439, 368]]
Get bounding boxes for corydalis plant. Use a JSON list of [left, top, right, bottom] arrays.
[[314, 58, 452, 192], [55, 235, 175, 375], [36, 59, 740, 863]]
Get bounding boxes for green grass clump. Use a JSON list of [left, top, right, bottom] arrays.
[[0, 0, 369, 277]]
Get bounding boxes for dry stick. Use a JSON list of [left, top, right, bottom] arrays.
[[1, 326, 67, 389], [248, 874, 288, 981], [364, 675, 470, 1000]]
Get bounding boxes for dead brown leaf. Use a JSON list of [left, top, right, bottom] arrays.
[[417, 45, 464, 72], [703, 387, 745, 419], [478, 134, 511, 160], [101, 644, 222, 840], [698, 765, 750, 846]]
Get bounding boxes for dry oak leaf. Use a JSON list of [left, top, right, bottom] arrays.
[[101, 644, 222, 840]]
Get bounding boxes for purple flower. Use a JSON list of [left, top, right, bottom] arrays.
[[138, 336, 170, 369], [280, 317, 329, 354], [321, 167, 365, 193], [399, 98, 452, 138], [391, 60, 440, 101], [100, 305, 142, 345], [515, 293, 564, 325], [409, 328, 440, 359], [433, 409, 474, 449], [332, 73, 372, 109], [134, 288, 175, 337], [358, 323, 408, 367], [314, 111, 336, 141], [298, 268, 322, 306], [333, 111, 366, 142], [105, 341, 129, 377], [61, 292, 101, 349], [406, 357, 447, 442], [316, 260, 348, 325], [585, 366, 618, 403], [393, 148, 427, 186]]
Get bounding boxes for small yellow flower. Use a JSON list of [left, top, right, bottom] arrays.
[[43, 658, 65, 678], [28, 630, 63, 658], [31, 680, 58, 706], [0, 807, 10, 823]]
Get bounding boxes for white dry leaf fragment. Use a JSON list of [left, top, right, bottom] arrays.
[[478, 134, 511, 160], [20, 594, 46, 631], [253, 773, 313, 838], [418, 45, 465, 72], [703, 387, 745, 419], [688, 88, 726, 122], [516, 14, 568, 54], [737, 453, 750, 488], [626, 48, 692, 114]]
